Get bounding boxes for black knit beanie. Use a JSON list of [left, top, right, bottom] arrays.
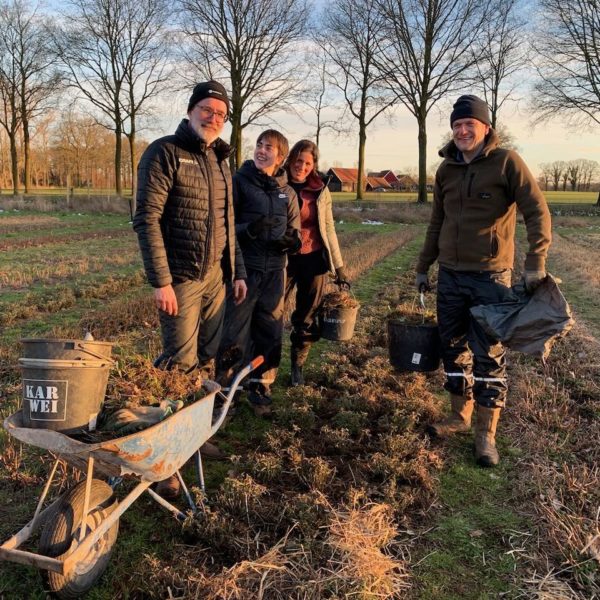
[[187, 81, 230, 114], [450, 95, 490, 126]]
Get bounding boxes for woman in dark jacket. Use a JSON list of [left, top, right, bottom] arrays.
[[283, 140, 349, 386]]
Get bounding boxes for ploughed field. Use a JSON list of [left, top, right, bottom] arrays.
[[0, 207, 598, 599]]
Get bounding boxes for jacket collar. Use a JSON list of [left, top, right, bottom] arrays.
[[237, 159, 289, 189], [439, 127, 500, 163]]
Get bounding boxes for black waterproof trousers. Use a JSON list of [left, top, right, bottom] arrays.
[[285, 250, 329, 366], [216, 268, 285, 400], [154, 262, 225, 375], [437, 267, 514, 408]]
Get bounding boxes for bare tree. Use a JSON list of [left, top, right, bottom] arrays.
[[321, 0, 395, 200], [119, 0, 171, 206], [53, 0, 170, 198], [470, 0, 527, 128], [375, 0, 487, 203], [538, 162, 551, 191], [178, 0, 308, 169], [531, 0, 600, 127], [299, 48, 346, 147], [0, 47, 21, 194], [549, 160, 566, 191], [0, 0, 61, 194], [567, 160, 581, 191], [579, 159, 598, 191]]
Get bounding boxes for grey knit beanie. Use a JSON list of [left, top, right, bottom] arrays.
[[450, 95, 491, 126]]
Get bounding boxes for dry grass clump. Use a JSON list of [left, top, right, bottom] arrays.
[[506, 320, 600, 594]]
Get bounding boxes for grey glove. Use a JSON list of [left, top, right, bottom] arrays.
[[247, 215, 279, 238], [523, 270, 546, 293], [335, 267, 351, 290], [104, 400, 183, 434], [415, 272, 430, 292]]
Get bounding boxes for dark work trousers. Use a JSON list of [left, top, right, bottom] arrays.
[[217, 268, 285, 400], [155, 262, 225, 375], [285, 250, 329, 366], [437, 267, 514, 408]]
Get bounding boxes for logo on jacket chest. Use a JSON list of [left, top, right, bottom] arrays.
[[479, 192, 492, 199], [179, 158, 195, 165]]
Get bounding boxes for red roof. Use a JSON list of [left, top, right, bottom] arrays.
[[328, 167, 360, 183], [366, 176, 391, 189]]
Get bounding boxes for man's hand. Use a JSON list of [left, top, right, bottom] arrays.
[[154, 285, 178, 315], [233, 279, 247, 305], [335, 267, 351, 290], [415, 272, 431, 292], [269, 230, 301, 254], [523, 270, 546, 293], [247, 215, 279, 238]]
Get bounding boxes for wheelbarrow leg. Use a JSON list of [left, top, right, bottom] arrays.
[[195, 449, 205, 494]]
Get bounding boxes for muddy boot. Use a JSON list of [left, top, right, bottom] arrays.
[[200, 441, 227, 461], [427, 393, 474, 438], [290, 347, 307, 387], [290, 362, 304, 387], [155, 474, 180, 500], [474, 406, 501, 468], [248, 390, 273, 418]]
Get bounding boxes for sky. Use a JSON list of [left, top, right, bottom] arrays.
[[152, 91, 599, 178]]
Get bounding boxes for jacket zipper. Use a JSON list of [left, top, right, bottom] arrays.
[[457, 168, 467, 265], [197, 151, 213, 280]]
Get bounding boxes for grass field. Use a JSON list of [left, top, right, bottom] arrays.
[[0, 208, 598, 598], [2, 188, 598, 205]]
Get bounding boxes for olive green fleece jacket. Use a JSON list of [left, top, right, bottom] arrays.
[[417, 129, 551, 274]]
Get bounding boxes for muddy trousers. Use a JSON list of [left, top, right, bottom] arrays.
[[217, 268, 285, 397], [437, 267, 513, 408], [154, 262, 226, 375], [285, 251, 329, 366]]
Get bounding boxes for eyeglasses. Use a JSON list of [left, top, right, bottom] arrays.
[[195, 105, 229, 123]]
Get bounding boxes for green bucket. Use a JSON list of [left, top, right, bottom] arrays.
[[19, 357, 111, 435]]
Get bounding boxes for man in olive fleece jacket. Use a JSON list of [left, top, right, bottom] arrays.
[[416, 94, 551, 468]]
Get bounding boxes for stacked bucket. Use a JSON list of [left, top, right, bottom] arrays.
[[19, 338, 113, 435]]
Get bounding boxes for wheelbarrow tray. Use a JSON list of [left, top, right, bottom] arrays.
[[4, 380, 220, 483]]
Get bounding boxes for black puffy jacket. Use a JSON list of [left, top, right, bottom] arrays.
[[233, 160, 301, 272], [133, 119, 246, 288]]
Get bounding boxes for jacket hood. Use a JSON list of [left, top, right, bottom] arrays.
[[237, 159, 289, 189], [439, 127, 500, 161], [175, 119, 232, 161]]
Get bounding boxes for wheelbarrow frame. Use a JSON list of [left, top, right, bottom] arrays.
[[0, 356, 263, 579]]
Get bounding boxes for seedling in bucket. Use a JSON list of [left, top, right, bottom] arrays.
[[387, 290, 441, 372]]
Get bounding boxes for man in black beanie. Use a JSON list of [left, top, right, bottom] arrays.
[[133, 81, 247, 496], [415, 94, 552, 468]]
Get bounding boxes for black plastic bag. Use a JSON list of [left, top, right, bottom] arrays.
[[470, 274, 575, 360]]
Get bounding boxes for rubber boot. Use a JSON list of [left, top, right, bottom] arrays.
[[290, 347, 306, 387], [200, 441, 227, 461], [427, 393, 474, 438], [155, 474, 180, 500], [474, 406, 501, 467]]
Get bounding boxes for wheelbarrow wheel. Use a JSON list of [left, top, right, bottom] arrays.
[[38, 479, 119, 599]]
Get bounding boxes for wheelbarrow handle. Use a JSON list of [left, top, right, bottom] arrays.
[[210, 355, 265, 436]]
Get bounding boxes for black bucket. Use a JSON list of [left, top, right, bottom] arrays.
[[387, 319, 441, 372], [19, 357, 111, 434], [21, 338, 113, 361], [321, 304, 359, 341]]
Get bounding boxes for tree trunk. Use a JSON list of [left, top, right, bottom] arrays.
[[417, 116, 428, 203], [9, 132, 18, 196], [357, 124, 366, 200], [115, 122, 122, 197], [23, 117, 30, 194], [129, 123, 137, 215], [229, 112, 243, 173]]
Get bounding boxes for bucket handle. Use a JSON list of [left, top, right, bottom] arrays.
[[74, 343, 115, 363]]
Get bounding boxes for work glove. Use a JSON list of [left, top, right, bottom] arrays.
[[268, 230, 301, 254], [103, 400, 184, 434], [415, 272, 431, 293], [247, 215, 279, 238], [335, 267, 351, 291], [523, 270, 547, 293]]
